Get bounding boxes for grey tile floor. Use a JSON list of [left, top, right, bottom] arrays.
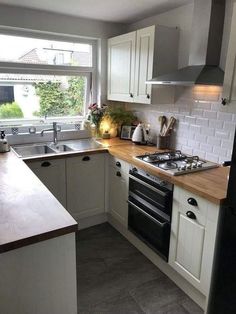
[[76, 223, 203, 314]]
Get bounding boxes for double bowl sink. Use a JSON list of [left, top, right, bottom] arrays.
[[12, 139, 104, 158]]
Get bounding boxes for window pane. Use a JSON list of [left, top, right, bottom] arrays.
[[0, 34, 92, 67], [0, 74, 88, 119]]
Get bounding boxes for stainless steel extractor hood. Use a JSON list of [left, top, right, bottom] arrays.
[[147, 0, 225, 86]]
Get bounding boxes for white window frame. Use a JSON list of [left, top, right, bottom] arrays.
[[0, 28, 98, 126]]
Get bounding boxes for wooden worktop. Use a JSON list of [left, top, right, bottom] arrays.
[[0, 151, 77, 254], [104, 139, 229, 205]]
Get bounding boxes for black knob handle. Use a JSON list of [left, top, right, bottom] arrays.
[[187, 197, 198, 206], [41, 161, 51, 167], [221, 98, 227, 106], [186, 211, 196, 220], [116, 161, 121, 168], [130, 93, 133, 98], [147, 94, 150, 99], [116, 171, 121, 177], [82, 156, 90, 161]]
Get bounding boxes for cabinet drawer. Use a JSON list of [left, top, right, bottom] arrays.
[[27, 158, 63, 169], [174, 186, 210, 224], [109, 156, 129, 170]]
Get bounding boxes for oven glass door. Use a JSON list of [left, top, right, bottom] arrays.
[[128, 197, 170, 261], [129, 176, 172, 216]]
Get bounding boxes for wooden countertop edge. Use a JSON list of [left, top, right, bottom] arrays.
[[0, 223, 78, 254]]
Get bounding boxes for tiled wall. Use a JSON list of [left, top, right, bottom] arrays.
[[126, 87, 236, 164]]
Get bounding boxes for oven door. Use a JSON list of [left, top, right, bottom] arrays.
[[128, 196, 170, 261]]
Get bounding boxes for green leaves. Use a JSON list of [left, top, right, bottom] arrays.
[[34, 77, 85, 117], [0, 102, 24, 119]]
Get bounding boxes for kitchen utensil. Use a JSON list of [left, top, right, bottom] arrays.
[[132, 123, 147, 145], [163, 116, 176, 136], [159, 116, 167, 136]]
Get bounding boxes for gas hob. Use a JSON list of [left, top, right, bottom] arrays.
[[135, 150, 219, 176]]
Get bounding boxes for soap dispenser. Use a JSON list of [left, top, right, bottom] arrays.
[[0, 131, 10, 153]]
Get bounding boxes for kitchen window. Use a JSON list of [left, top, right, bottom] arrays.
[[0, 33, 96, 126]]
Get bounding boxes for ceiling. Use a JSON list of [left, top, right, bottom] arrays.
[[0, 0, 193, 23]]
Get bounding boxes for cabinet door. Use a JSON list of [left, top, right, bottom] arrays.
[[107, 31, 136, 102], [223, 2, 236, 104], [108, 166, 128, 227], [26, 158, 66, 208], [169, 186, 219, 296], [66, 154, 105, 221], [134, 26, 155, 104]]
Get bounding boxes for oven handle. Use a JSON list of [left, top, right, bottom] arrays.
[[129, 174, 167, 197], [127, 200, 168, 228]]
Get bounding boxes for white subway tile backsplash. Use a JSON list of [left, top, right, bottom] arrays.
[[223, 122, 236, 132], [192, 109, 203, 117], [221, 139, 233, 150], [195, 133, 207, 143], [196, 118, 209, 126], [209, 119, 224, 129], [185, 116, 196, 124], [206, 153, 219, 163], [200, 143, 213, 153], [213, 146, 227, 157], [215, 130, 229, 139], [200, 126, 215, 136], [128, 91, 236, 163], [203, 110, 217, 119], [207, 136, 221, 147], [217, 111, 233, 121], [189, 124, 201, 133]]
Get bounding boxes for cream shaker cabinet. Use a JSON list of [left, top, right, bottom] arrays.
[[169, 186, 219, 296], [26, 158, 67, 208], [107, 25, 178, 104], [107, 31, 136, 102], [66, 153, 106, 221], [108, 156, 129, 227], [222, 2, 236, 105]]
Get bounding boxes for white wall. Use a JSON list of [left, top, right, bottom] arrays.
[[0, 4, 127, 104]]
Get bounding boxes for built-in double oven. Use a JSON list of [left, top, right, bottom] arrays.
[[128, 167, 173, 261]]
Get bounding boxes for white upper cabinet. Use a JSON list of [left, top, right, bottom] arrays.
[[107, 25, 179, 104], [107, 31, 136, 102], [222, 2, 236, 104], [134, 26, 155, 104]]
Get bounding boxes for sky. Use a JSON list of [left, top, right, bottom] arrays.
[[0, 34, 90, 61]]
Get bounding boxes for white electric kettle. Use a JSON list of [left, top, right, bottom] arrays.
[[132, 123, 147, 145], [0, 131, 10, 153]]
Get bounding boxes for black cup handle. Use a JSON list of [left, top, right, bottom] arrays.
[[116, 171, 121, 177], [187, 197, 198, 206], [82, 156, 90, 161], [41, 161, 51, 167], [186, 211, 196, 220]]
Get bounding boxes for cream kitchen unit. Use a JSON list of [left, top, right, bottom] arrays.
[[26, 153, 106, 227], [107, 25, 179, 104], [26, 150, 221, 310], [169, 186, 219, 297], [108, 156, 129, 227], [222, 1, 236, 105]]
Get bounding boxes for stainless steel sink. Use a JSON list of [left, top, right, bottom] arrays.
[[12, 144, 56, 158], [51, 144, 74, 152], [11, 139, 104, 158]]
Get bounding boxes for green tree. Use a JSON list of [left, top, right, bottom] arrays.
[[34, 81, 67, 117], [34, 77, 85, 117], [65, 77, 85, 115], [0, 102, 24, 119]]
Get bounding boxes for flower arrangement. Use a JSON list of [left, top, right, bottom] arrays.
[[88, 103, 107, 128]]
